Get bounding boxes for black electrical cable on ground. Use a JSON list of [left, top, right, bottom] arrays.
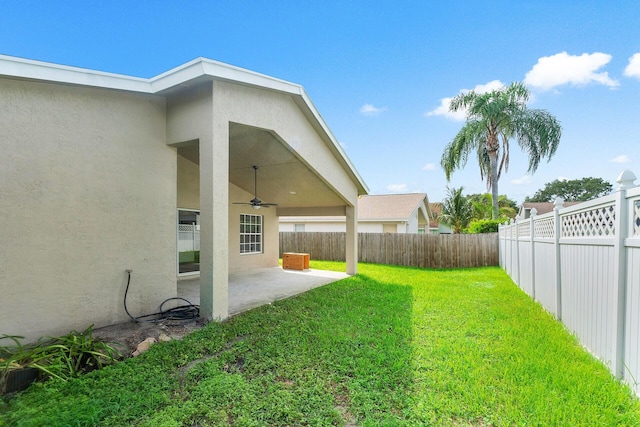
[[124, 269, 199, 323]]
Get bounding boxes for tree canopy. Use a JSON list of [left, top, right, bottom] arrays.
[[525, 177, 613, 202], [441, 82, 562, 219], [467, 193, 517, 220]]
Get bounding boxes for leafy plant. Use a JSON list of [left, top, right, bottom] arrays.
[[467, 218, 506, 233], [0, 325, 122, 384], [439, 186, 473, 233]]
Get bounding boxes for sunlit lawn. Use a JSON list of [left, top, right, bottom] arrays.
[[1, 262, 638, 426]]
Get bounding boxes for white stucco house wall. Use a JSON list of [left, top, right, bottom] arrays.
[[280, 193, 432, 234], [0, 55, 368, 342]]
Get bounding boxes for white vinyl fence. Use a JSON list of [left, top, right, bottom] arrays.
[[500, 170, 640, 395], [178, 223, 200, 252]]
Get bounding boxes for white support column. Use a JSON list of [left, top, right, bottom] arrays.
[[613, 170, 637, 378], [199, 125, 230, 322], [553, 197, 564, 320], [345, 204, 358, 275]]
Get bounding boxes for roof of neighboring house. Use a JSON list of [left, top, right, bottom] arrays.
[[279, 193, 432, 223], [428, 203, 442, 229], [358, 193, 431, 222], [519, 201, 583, 216]]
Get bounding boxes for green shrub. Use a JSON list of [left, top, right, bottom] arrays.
[[467, 219, 504, 233], [0, 325, 122, 384]]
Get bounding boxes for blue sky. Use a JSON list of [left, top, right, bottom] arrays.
[[3, 1, 640, 203]]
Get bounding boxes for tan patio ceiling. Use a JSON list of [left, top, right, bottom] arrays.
[[177, 122, 347, 209]]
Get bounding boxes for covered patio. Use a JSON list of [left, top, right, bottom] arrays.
[[178, 267, 349, 315]]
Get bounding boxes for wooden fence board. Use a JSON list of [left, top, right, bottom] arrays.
[[280, 232, 499, 269]]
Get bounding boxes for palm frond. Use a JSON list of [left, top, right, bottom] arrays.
[[440, 120, 486, 180], [514, 108, 562, 173]]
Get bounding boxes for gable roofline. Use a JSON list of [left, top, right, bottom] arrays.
[[357, 193, 431, 222], [0, 54, 368, 195], [0, 54, 300, 95]]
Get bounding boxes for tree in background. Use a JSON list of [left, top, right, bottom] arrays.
[[525, 177, 613, 202], [441, 82, 562, 219], [439, 187, 473, 234], [467, 193, 517, 220]]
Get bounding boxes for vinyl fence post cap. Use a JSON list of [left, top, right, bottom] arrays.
[[616, 169, 637, 191], [553, 197, 565, 210]]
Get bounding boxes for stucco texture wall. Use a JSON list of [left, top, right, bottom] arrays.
[[229, 183, 279, 273], [0, 78, 175, 341], [177, 154, 200, 210]]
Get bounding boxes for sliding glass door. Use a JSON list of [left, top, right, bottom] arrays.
[[178, 209, 200, 275]]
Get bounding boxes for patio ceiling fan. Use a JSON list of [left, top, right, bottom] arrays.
[[233, 165, 278, 209]]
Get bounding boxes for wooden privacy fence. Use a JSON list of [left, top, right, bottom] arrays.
[[279, 232, 498, 269], [499, 170, 640, 396]]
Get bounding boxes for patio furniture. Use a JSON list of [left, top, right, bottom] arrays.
[[282, 252, 310, 270]]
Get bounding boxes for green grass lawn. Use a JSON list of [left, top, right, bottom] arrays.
[[2, 262, 639, 426]]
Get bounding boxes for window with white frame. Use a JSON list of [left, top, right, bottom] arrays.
[[240, 214, 263, 254], [294, 224, 305, 232]]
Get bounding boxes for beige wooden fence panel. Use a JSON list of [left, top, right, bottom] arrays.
[[280, 232, 499, 269]]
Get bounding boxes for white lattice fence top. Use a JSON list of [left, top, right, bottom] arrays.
[[561, 205, 616, 237], [178, 224, 196, 233], [634, 200, 640, 236], [518, 221, 530, 237], [534, 216, 555, 238]]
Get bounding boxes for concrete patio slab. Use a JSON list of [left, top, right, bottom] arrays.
[[178, 267, 350, 315], [94, 268, 349, 354]]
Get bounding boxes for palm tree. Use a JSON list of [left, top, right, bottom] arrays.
[[440, 82, 562, 219], [439, 187, 473, 234]]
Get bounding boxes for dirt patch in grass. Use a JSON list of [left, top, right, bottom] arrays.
[[93, 319, 205, 356]]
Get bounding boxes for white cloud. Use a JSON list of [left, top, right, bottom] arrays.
[[360, 104, 387, 116], [624, 53, 640, 79], [511, 175, 532, 185], [425, 80, 505, 121], [524, 52, 619, 90], [422, 163, 437, 171], [425, 97, 466, 121], [610, 154, 631, 163], [471, 80, 506, 94], [386, 183, 408, 193]]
